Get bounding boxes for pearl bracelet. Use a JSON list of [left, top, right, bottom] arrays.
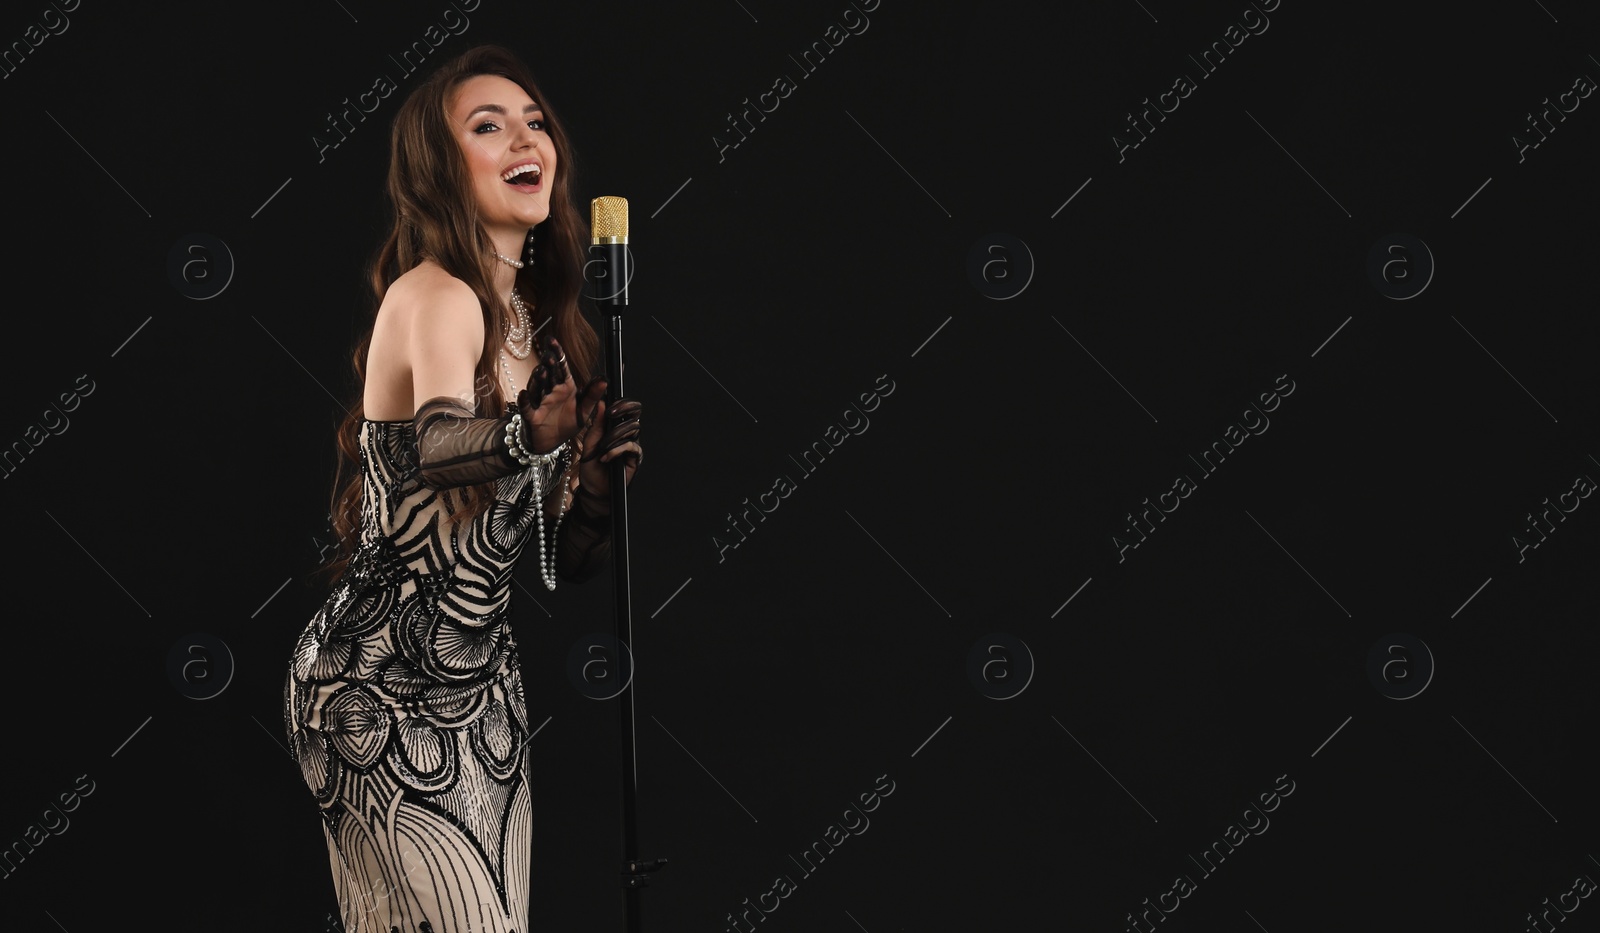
[[504, 413, 569, 468]]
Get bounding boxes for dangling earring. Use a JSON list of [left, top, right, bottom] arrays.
[[524, 226, 537, 267]]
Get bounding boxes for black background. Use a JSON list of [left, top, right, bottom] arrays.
[[2, 0, 1597, 930]]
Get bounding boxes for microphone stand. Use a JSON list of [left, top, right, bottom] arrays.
[[589, 196, 666, 932]]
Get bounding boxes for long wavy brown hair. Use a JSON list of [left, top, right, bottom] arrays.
[[320, 44, 601, 587]]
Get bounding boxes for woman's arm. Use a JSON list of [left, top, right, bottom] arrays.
[[556, 482, 612, 583], [404, 274, 526, 489], [552, 397, 642, 583]]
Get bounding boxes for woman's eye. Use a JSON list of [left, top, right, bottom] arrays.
[[473, 118, 543, 133]]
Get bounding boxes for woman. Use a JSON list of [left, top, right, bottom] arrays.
[[283, 44, 642, 933]]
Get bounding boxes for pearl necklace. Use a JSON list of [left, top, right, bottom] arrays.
[[502, 287, 534, 398], [501, 405, 576, 591], [501, 347, 520, 396], [531, 451, 574, 590], [491, 257, 570, 588], [506, 288, 533, 359]]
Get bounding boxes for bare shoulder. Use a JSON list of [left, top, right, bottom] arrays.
[[384, 260, 483, 342], [365, 261, 486, 419], [390, 261, 489, 412]]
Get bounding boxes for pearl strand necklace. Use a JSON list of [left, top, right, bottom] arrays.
[[530, 451, 574, 590], [506, 288, 533, 359], [500, 322, 575, 591]]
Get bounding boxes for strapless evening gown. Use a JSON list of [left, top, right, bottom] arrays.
[[283, 405, 576, 933]]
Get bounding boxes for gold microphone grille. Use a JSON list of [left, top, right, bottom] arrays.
[[591, 196, 629, 241]]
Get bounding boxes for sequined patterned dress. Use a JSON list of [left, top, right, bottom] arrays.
[[283, 399, 606, 933]]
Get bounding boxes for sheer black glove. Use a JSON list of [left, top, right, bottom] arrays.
[[575, 396, 642, 498], [556, 485, 613, 583], [516, 335, 606, 457], [412, 335, 601, 490], [557, 391, 643, 582], [412, 395, 523, 489]]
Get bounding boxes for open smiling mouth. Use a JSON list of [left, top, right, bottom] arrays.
[[501, 164, 543, 191]]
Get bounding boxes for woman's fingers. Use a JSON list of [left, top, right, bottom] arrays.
[[598, 440, 642, 464], [533, 336, 567, 403], [580, 398, 641, 463]]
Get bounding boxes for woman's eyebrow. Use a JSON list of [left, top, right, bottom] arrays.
[[465, 102, 543, 118]]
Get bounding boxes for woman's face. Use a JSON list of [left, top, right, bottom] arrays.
[[449, 73, 556, 233]]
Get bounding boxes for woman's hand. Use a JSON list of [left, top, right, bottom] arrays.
[[574, 393, 642, 499], [516, 336, 605, 454]]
